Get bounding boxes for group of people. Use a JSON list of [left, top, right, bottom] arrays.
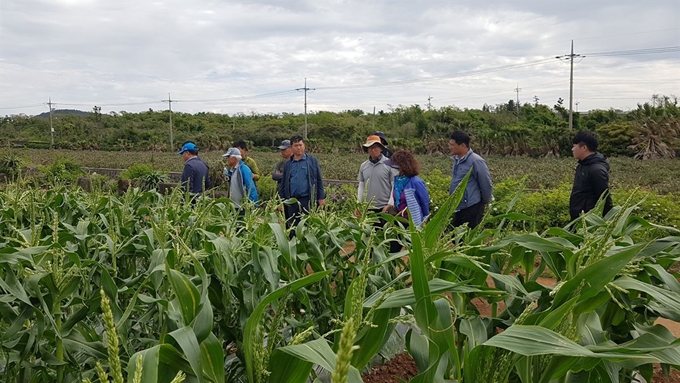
[[178, 129, 614, 239]]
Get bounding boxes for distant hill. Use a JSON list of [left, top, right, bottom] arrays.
[[35, 109, 91, 118]]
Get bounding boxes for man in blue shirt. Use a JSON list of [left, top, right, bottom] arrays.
[[278, 135, 326, 231], [448, 131, 493, 228], [178, 142, 210, 199]]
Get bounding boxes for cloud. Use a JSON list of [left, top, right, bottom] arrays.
[[1, 0, 678, 116]]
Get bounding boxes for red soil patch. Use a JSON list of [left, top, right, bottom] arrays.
[[361, 353, 418, 383]]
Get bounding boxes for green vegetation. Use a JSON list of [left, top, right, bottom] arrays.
[[0, 180, 678, 383], [6, 148, 680, 194], [2, 96, 678, 159], [2, 96, 678, 382]]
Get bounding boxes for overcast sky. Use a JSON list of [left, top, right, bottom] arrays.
[[1, 0, 678, 117]]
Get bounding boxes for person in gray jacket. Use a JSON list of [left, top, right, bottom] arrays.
[[357, 135, 396, 215], [448, 131, 493, 228]]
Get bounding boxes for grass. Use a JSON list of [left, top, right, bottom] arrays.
[[8, 148, 680, 194]]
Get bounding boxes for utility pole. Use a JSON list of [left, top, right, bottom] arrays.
[[556, 40, 584, 130], [533, 95, 540, 107], [514, 84, 521, 114], [46, 97, 55, 148], [161, 93, 175, 150], [296, 79, 314, 139], [372, 106, 376, 131], [427, 94, 433, 110]]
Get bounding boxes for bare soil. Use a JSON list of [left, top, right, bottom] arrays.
[[361, 353, 418, 383]]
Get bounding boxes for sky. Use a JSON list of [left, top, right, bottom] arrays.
[[0, 0, 679, 117]]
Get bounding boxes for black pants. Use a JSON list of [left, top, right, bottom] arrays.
[[452, 201, 484, 229], [284, 195, 311, 234]]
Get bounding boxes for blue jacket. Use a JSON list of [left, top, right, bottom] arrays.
[[449, 149, 493, 210], [394, 176, 430, 227], [278, 153, 326, 202], [181, 156, 210, 194]]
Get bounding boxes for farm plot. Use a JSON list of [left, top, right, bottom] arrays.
[[0, 182, 679, 383]]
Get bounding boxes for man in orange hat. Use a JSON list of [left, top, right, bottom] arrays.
[[357, 135, 396, 216]]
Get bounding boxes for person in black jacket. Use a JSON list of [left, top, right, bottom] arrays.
[[374, 131, 394, 158], [570, 131, 614, 220], [278, 136, 326, 231], [178, 141, 210, 196]]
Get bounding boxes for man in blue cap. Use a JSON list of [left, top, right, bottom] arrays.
[[178, 141, 210, 197]]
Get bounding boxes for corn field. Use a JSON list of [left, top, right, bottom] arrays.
[[0, 178, 679, 383]]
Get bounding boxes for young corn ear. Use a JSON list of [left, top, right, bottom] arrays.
[[331, 318, 359, 383], [100, 289, 124, 383]]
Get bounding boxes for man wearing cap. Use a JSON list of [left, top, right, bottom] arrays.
[[272, 139, 293, 186], [278, 135, 326, 231], [232, 140, 260, 182], [373, 131, 393, 158], [357, 135, 396, 216], [222, 147, 258, 208], [178, 141, 210, 197], [448, 131, 493, 229]]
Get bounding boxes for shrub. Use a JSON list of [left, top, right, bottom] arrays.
[[119, 163, 167, 191], [421, 168, 450, 212], [39, 156, 84, 184], [119, 163, 155, 180], [0, 153, 24, 182]]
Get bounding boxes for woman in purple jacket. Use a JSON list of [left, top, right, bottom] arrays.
[[384, 150, 430, 252]]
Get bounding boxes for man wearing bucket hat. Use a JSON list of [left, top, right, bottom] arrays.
[[272, 139, 293, 187], [357, 135, 396, 216], [178, 141, 210, 197], [222, 147, 258, 208]]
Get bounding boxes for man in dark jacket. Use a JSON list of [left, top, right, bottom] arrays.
[[272, 139, 293, 186], [278, 136, 326, 230], [570, 131, 614, 220], [178, 141, 210, 196]]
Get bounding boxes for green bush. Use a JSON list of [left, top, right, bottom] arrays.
[[0, 153, 24, 182], [39, 156, 84, 184], [119, 163, 155, 180], [621, 190, 680, 229], [421, 168, 450, 212], [119, 163, 167, 191], [257, 176, 279, 202]]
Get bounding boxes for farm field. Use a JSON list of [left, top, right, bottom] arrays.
[[8, 148, 680, 193], [1, 175, 679, 382]]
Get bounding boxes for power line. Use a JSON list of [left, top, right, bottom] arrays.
[[584, 46, 680, 57], [0, 103, 45, 110]]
